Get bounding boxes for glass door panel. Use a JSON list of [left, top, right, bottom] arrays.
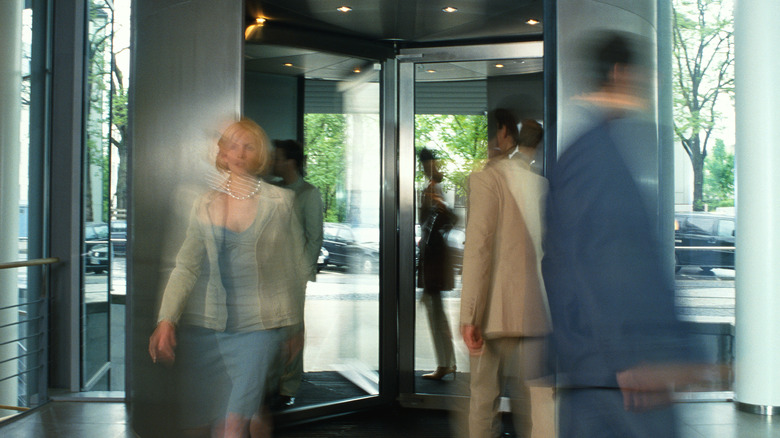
[[244, 43, 382, 410], [82, 0, 118, 392], [399, 44, 545, 398]]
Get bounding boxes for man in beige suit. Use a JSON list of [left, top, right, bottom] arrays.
[[460, 110, 550, 438]]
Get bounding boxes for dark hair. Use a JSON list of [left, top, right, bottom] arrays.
[[419, 147, 437, 162], [589, 32, 649, 88], [274, 139, 305, 176], [492, 108, 520, 144], [517, 119, 544, 149]]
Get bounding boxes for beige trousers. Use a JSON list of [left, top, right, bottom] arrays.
[[468, 337, 544, 438]]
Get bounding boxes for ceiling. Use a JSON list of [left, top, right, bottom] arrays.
[[244, 0, 544, 81], [245, 0, 544, 44]]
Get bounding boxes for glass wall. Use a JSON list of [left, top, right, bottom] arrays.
[[81, 0, 130, 392], [671, 0, 735, 395], [0, 0, 48, 418]]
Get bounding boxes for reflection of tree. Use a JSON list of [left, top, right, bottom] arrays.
[[85, 1, 130, 222], [415, 114, 487, 203], [673, 0, 734, 211], [703, 139, 734, 209], [85, 2, 113, 222], [111, 51, 129, 212], [304, 114, 347, 222]]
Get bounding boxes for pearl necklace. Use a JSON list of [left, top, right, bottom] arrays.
[[225, 171, 261, 200]]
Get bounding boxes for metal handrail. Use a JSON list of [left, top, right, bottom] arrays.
[[0, 348, 44, 366], [0, 257, 57, 415], [0, 405, 29, 412], [0, 257, 59, 270], [675, 246, 735, 250], [0, 298, 45, 311]]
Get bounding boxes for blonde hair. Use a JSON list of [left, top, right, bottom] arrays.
[[215, 118, 271, 175]]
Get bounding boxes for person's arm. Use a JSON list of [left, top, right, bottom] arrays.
[[156, 202, 207, 324], [301, 187, 324, 276], [149, 201, 207, 364], [459, 170, 499, 354]]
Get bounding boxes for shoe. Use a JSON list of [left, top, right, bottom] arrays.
[[280, 396, 295, 407], [422, 366, 457, 380], [271, 395, 295, 410]]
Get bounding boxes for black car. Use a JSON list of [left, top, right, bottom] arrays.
[[317, 246, 329, 272], [110, 220, 127, 256], [322, 223, 379, 273], [84, 222, 110, 273], [674, 212, 735, 272], [446, 227, 465, 274]]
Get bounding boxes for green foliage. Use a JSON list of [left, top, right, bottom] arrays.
[[414, 114, 488, 202], [304, 114, 348, 222], [703, 139, 734, 210], [84, 1, 114, 222], [672, 0, 734, 210]]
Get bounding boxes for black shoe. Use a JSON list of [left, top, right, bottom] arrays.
[[280, 395, 295, 408]]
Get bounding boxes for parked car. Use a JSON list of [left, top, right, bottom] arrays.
[[321, 223, 379, 273], [110, 220, 127, 256], [674, 212, 735, 272], [317, 247, 329, 272], [415, 225, 465, 274], [84, 222, 110, 273], [446, 227, 465, 274], [86, 244, 110, 274]]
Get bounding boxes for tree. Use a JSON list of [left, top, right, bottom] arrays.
[[304, 113, 348, 222], [672, 0, 734, 211], [85, 2, 113, 222], [415, 114, 488, 203], [703, 139, 734, 210], [84, 1, 130, 221]]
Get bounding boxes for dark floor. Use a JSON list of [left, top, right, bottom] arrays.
[[3, 399, 780, 438], [275, 405, 465, 438]]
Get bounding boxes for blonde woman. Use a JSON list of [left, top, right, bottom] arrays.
[[149, 118, 307, 437]]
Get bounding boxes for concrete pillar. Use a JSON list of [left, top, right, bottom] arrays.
[[734, 0, 780, 414], [0, 0, 23, 415]]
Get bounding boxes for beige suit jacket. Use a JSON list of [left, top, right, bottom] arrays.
[[157, 180, 308, 331], [460, 155, 551, 339]]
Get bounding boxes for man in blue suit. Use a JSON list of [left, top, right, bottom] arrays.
[[542, 33, 701, 437]]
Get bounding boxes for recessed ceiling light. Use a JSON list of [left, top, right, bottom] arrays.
[[283, 63, 293, 67], [526, 19, 540, 25], [426, 69, 436, 73], [442, 7, 458, 13], [353, 67, 361, 73], [337, 6, 352, 13], [495, 64, 504, 68], [255, 17, 266, 24]]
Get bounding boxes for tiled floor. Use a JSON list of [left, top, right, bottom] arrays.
[[1, 400, 779, 437]]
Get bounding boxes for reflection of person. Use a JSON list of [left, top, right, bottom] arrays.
[[148, 118, 307, 437], [271, 139, 324, 408], [417, 148, 457, 380], [542, 33, 701, 437], [460, 111, 550, 438]]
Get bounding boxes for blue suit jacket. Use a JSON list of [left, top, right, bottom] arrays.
[[542, 117, 695, 388]]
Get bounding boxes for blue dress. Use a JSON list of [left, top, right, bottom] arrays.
[[175, 224, 285, 427]]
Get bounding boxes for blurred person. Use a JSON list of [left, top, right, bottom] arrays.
[[417, 148, 458, 380], [542, 32, 703, 437], [460, 112, 550, 438], [148, 118, 307, 438], [269, 139, 324, 408]]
